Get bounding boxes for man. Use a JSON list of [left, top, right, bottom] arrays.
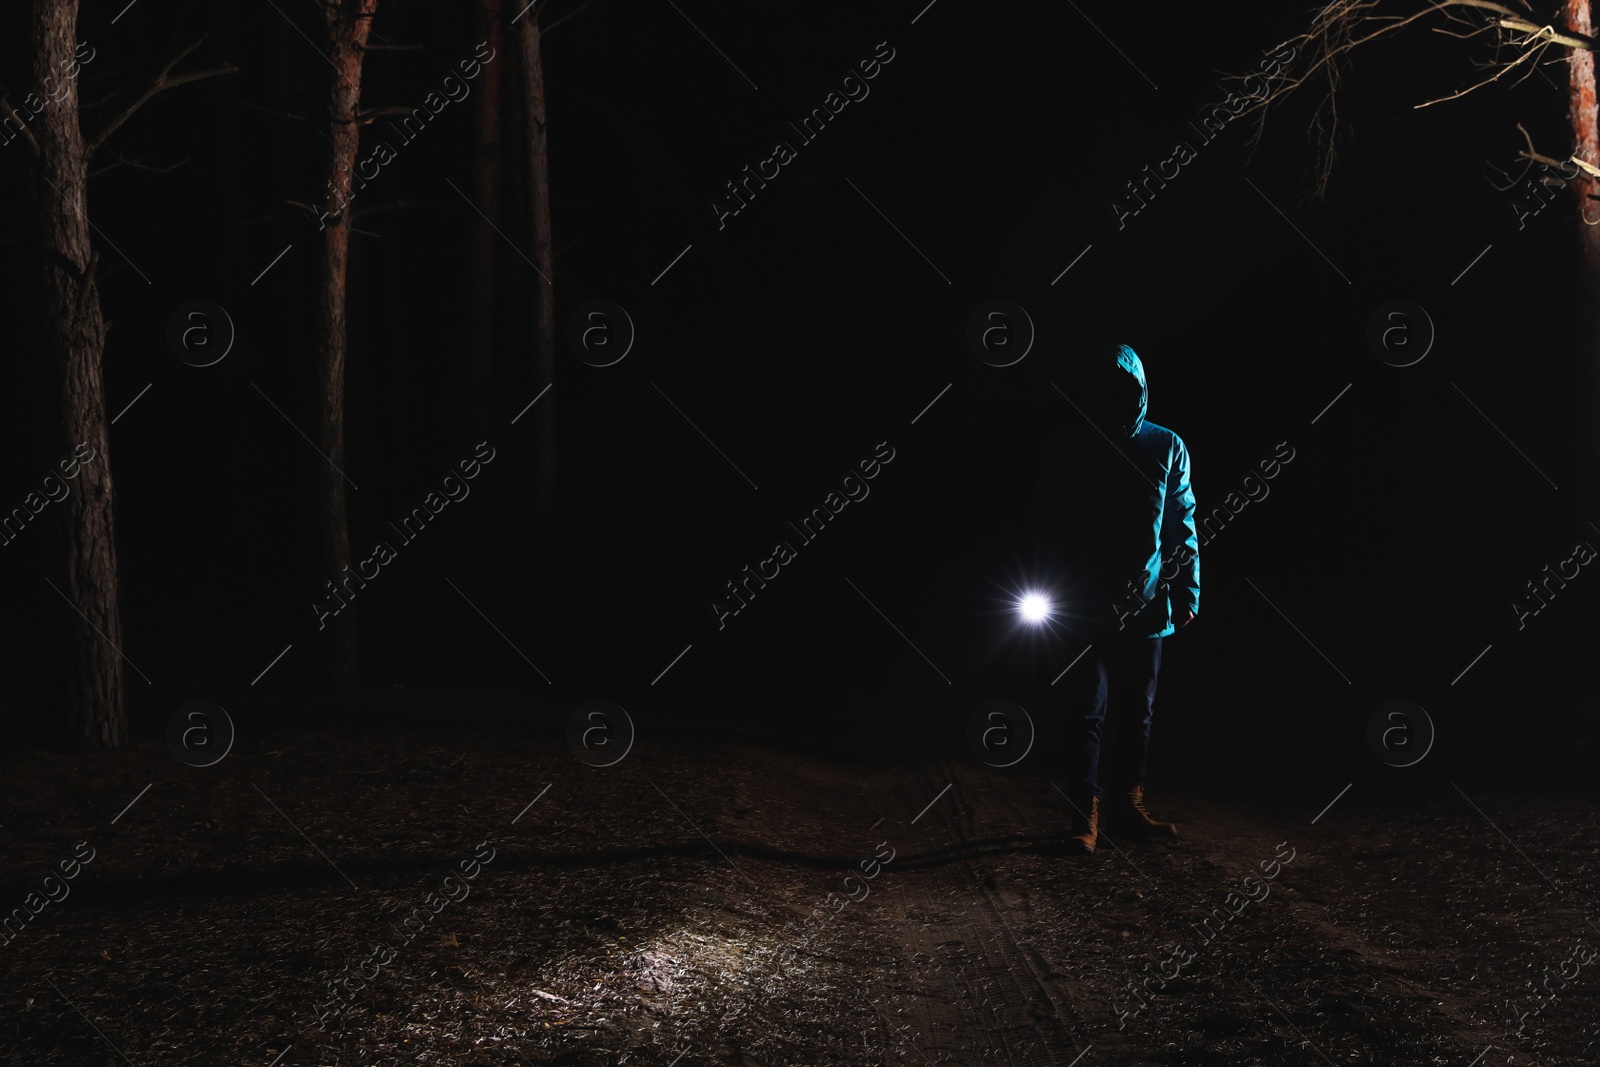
[[1030, 342, 1200, 854]]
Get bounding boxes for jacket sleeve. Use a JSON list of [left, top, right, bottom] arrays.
[[1161, 434, 1200, 615]]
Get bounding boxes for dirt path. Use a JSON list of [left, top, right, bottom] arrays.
[[2, 698, 1595, 1066], [852, 761, 1089, 1065], [771, 754, 1597, 1067]]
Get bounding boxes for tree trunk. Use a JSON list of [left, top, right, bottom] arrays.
[[516, 11, 556, 587], [1567, 1, 1600, 516], [29, 0, 127, 750], [315, 0, 378, 690], [469, 0, 502, 440], [1566, 0, 1600, 268]]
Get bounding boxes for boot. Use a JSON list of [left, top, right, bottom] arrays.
[[1065, 795, 1099, 853], [1107, 784, 1178, 839]]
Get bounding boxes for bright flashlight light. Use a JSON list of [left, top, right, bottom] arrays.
[[1018, 593, 1051, 623]]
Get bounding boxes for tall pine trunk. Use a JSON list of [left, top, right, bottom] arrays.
[[1566, 0, 1600, 512], [517, 12, 556, 587], [315, 0, 378, 689], [1567, 0, 1600, 268], [469, 0, 502, 440], [29, 0, 127, 749]]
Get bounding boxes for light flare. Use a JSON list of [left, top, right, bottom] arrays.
[[1018, 592, 1051, 623]]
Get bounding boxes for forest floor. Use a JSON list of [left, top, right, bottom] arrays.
[[1, 686, 1597, 1066]]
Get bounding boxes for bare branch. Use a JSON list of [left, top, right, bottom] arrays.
[[554, 233, 584, 260], [90, 148, 195, 177], [543, 0, 594, 36], [1487, 120, 1543, 190], [356, 105, 421, 125], [1497, 15, 1595, 51], [0, 95, 41, 157], [78, 89, 123, 110], [1566, 154, 1600, 178], [1415, 31, 1550, 107], [1485, 158, 1520, 190], [1483, 122, 1589, 200], [85, 37, 239, 158], [240, 99, 313, 123], [285, 199, 322, 225], [1237, 0, 1595, 201]]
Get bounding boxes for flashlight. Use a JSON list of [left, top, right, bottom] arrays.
[[1018, 592, 1052, 623]]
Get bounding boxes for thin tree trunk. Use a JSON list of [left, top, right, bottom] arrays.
[[29, 0, 127, 749], [316, 0, 377, 689], [516, 11, 556, 584], [1567, 0, 1600, 517], [469, 0, 502, 440]]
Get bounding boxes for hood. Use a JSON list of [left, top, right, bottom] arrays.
[[1081, 342, 1148, 439]]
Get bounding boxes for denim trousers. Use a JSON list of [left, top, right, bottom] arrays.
[[1065, 636, 1163, 800]]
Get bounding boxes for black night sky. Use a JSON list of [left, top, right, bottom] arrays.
[[2, 2, 1598, 1065]]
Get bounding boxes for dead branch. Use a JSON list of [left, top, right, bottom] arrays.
[[1565, 154, 1600, 178], [554, 233, 583, 260], [78, 88, 124, 110], [1487, 120, 1548, 189], [1498, 14, 1595, 51], [356, 105, 421, 125], [543, 0, 593, 36], [0, 95, 41, 156], [240, 99, 313, 123], [1415, 30, 1551, 107], [1490, 148, 1574, 191], [285, 199, 322, 225], [85, 36, 238, 158], [89, 148, 195, 177], [1225, 0, 1592, 200]]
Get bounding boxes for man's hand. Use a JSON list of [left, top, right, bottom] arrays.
[[1176, 608, 1196, 630]]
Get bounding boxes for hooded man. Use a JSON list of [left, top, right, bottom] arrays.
[[1030, 342, 1200, 854]]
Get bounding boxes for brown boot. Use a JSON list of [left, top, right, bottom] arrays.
[[1065, 795, 1099, 853], [1107, 784, 1178, 839]]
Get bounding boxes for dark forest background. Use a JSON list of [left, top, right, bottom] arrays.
[[1, 0, 1592, 783]]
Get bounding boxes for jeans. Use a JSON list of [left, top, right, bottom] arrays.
[[1066, 636, 1163, 800]]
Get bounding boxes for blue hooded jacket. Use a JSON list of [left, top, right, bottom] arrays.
[[1030, 343, 1200, 639]]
